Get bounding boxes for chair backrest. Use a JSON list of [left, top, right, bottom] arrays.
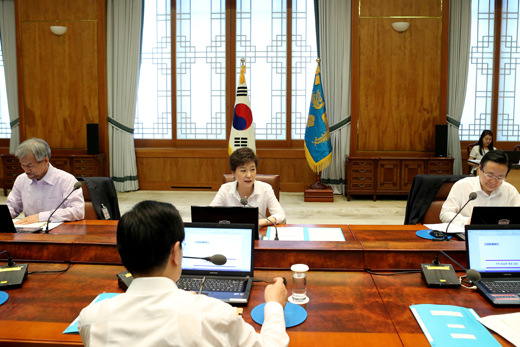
[[467, 141, 479, 173], [515, 145, 520, 151], [222, 174, 280, 201], [421, 181, 456, 224], [80, 181, 99, 220]]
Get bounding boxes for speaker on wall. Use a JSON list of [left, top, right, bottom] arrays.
[[87, 123, 100, 155], [435, 124, 448, 157]]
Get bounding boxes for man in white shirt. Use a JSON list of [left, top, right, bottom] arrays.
[[440, 150, 520, 226], [6, 138, 84, 224], [78, 200, 289, 347]]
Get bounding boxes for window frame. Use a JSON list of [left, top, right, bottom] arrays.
[[461, 0, 519, 152], [134, 0, 305, 149]]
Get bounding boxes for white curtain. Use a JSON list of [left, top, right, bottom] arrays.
[[316, 0, 351, 195], [106, 0, 142, 191], [447, 0, 471, 175], [0, 0, 20, 153]]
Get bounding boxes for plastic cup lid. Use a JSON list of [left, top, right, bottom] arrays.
[[291, 264, 309, 272]]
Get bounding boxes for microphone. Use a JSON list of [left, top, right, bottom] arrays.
[[183, 254, 227, 265], [433, 191, 477, 241], [240, 197, 279, 241], [45, 181, 82, 233]]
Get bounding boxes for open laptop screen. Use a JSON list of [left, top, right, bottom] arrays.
[[182, 222, 254, 274], [466, 226, 520, 274]]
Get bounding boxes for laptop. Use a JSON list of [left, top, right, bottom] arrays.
[[0, 205, 43, 234], [465, 224, 520, 307], [191, 205, 260, 240], [455, 206, 520, 241], [471, 206, 520, 225], [117, 222, 256, 305]]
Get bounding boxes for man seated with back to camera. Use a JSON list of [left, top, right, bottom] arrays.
[[210, 147, 286, 227], [78, 200, 289, 347], [6, 138, 84, 224], [440, 150, 520, 226]]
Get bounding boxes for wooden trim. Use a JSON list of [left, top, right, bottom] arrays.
[[171, 0, 177, 147], [350, 0, 359, 157], [355, 151, 437, 158], [135, 147, 307, 159], [286, 0, 293, 147], [491, 0, 502, 134], [226, 0, 236, 150], [439, 0, 449, 124]]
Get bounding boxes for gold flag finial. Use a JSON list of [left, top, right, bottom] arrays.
[[241, 57, 245, 66], [316, 58, 321, 64]]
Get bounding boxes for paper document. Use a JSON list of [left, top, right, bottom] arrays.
[[13, 221, 63, 232], [424, 223, 465, 234], [410, 304, 501, 346], [266, 227, 345, 241], [478, 312, 520, 346]]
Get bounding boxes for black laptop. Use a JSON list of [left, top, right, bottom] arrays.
[[465, 224, 520, 307], [191, 205, 260, 240], [471, 206, 520, 225], [0, 205, 43, 233]]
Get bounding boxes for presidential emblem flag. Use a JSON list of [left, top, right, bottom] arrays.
[[229, 62, 256, 154], [304, 62, 333, 173]]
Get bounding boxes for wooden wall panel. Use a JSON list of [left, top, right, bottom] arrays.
[[21, 21, 98, 149], [358, 18, 441, 153], [20, 0, 98, 21], [136, 149, 316, 192], [360, 0, 442, 17]]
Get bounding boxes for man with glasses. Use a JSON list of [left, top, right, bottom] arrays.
[[440, 150, 520, 226]]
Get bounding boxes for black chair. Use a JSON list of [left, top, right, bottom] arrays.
[[77, 177, 121, 220], [404, 174, 467, 225]]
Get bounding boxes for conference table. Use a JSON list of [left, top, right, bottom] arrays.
[[0, 222, 516, 346]]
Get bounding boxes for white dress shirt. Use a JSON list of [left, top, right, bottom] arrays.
[[210, 180, 286, 224], [6, 163, 85, 222], [440, 176, 520, 226], [78, 277, 290, 347]]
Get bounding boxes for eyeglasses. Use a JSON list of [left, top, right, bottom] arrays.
[[480, 169, 506, 182]]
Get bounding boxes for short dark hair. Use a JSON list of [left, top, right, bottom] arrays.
[[117, 201, 184, 276], [229, 147, 258, 172], [480, 149, 511, 174]]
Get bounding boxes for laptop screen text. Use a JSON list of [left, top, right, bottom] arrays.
[[467, 228, 520, 274]]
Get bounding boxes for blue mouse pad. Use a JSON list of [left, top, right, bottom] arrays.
[[251, 302, 307, 328], [0, 291, 8, 306], [416, 229, 451, 240]]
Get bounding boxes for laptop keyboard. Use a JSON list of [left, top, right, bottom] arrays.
[[177, 278, 246, 292], [481, 280, 520, 293]]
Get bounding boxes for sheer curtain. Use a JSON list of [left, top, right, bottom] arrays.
[[0, 0, 20, 153], [447, 0, 471, 175], [106, 0, 142, 191], [316, 0, 351, 195]]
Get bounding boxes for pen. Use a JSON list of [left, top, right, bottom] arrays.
[[198, 277, 206, 294]]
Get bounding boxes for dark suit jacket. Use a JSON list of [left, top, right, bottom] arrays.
[[78, 177, 121, 220], [404, 174, 468, 225]]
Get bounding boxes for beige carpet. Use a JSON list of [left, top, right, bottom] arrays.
[[1, 191, 408, 225]]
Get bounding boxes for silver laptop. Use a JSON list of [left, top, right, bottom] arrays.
[[465, 224, 520, 307], [177, 222, 255, 305]]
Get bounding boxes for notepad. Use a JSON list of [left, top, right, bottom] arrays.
[[266, 227, 345, 241], [410, 304, 501, 346]]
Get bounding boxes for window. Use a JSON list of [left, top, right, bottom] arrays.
[[0, 36, 11, 139], [134, 0, 317, 145], [460, 0, 520, 142]]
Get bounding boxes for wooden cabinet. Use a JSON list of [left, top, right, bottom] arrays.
[[345, 156, 453, 201], [2, 154, 106, 195]]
